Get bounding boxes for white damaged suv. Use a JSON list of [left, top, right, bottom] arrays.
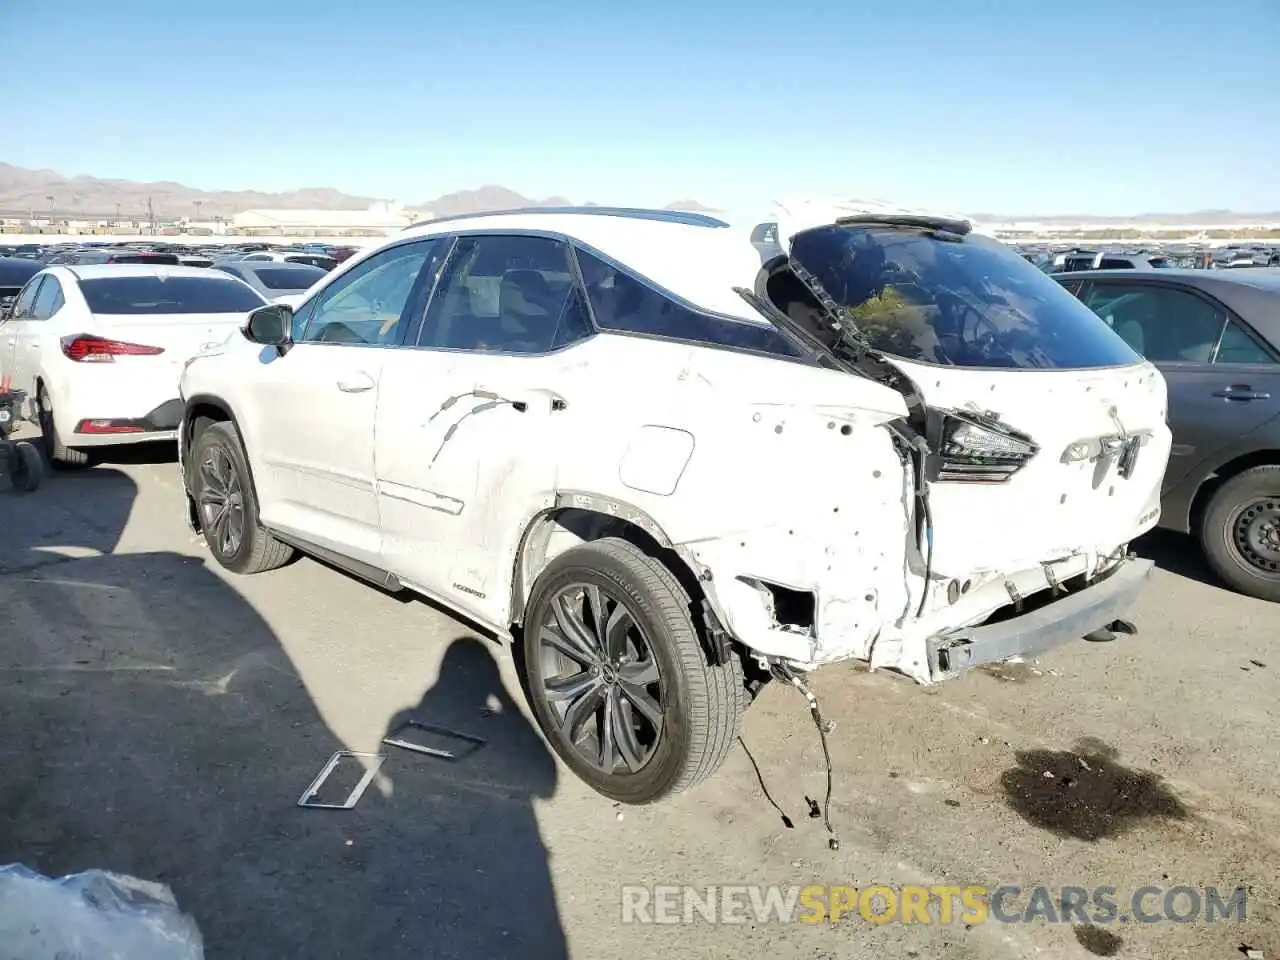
[[177, 202, 1171, 804]]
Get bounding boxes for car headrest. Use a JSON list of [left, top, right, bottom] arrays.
[[500, 269, 552, 316]]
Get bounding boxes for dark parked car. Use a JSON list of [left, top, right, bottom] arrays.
[[1056, 267, 1280, 600], [210, 260, 327, 301], [0, 256, 43, 319], [47, 248, 182, 266]]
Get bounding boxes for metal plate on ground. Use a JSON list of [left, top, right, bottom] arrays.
[[382, 721, 486, 761], [297, 751, 386, 810]]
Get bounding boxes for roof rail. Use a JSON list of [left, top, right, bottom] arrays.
[[405, 206, 730, 230]]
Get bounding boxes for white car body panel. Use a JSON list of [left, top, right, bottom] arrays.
[[236, 340, 384, 565], [179, 208, 1171, 684]]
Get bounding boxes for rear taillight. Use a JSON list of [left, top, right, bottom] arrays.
[[60, 334, 165, 363], [926, 410, 1040, 484], [76, 419, 146, 435]]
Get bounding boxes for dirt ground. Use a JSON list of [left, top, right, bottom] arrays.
[[1, 439, 1277, 959]]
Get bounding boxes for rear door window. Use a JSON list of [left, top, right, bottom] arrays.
[[1080, 282, 1227, 362], [10, 276, 45, 319], [419, 235, 592, 354], [783, 225, 1140, 369], [1214, 320, 1276, 364], [30, 276, 65, 320]]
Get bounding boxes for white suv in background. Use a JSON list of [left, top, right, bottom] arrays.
[[177, 204, 1171, 804]]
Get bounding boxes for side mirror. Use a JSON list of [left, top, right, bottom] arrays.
[[244, 304, 294, 353]]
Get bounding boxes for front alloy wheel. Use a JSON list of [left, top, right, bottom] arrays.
[[187, 420, 293, 575], [197, 444, 247, 559]]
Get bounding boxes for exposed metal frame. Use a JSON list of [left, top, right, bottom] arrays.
[[382, 720, 486, 760], [297, 751, 387, 810]]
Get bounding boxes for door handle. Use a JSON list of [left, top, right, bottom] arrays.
[[477, 386, 567, 412], [1212, 385, 1271, 401], [336, 372, 375, 393]]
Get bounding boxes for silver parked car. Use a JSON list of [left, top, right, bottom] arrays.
[[210, 261, 328, 302]]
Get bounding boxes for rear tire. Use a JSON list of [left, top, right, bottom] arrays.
[[7, 440, 43, 492], [522, 537, 744, 804], [1199, 465, 1280, 602], [37, 385, 91, 469], [187, 420, 293, 575]]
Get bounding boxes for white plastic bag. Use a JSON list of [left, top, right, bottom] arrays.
[[0, 864, 203, 959]]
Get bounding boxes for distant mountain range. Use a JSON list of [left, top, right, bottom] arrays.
[[0, 162, 1270, 226], [0, 163, 722, 221]]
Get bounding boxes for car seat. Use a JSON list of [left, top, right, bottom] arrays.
[[496, 269, 557, 348]]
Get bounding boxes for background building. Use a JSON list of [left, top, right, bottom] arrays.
[[231, 200, 413, 237]]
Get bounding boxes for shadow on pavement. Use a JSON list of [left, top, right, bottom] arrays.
[[85, 440, 181, 467], [0, 465, 566, 958], [1132, 528, 1222, 590]]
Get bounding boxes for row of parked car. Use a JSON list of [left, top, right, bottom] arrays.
[[0, 239, 362, 266], [1, 203, 1278, 809], [0, 240, 366, 315], [1017, 243, 1280, 273]]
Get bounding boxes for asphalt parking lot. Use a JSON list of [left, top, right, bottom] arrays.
[[2, 440, 1277, 960]]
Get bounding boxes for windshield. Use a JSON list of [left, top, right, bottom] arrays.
[[79, 276, 267, 315], [785, 225, 1142, 369]]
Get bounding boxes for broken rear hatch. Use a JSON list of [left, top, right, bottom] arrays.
[[771, 201, 1173, 582]]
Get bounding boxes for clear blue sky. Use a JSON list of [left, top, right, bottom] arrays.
[[1, 0, 1275, 216]]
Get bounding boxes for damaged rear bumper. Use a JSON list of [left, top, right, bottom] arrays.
[[925, 557, 1153, 681]]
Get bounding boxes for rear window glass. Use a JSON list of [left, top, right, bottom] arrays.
[[254, 266, 326, 290], [109, 253, 181, 265], [781, 226, 1142, 370], [1147, 257, 1171, 268], [285, 255, 337, 270], [79, 276, 266, 315]]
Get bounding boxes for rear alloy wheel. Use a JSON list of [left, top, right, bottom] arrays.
[[1200, 465, 1280, 603], [188, 420, 293, 575], [522, 537, 744, 804], [37, 386, 91, 469]]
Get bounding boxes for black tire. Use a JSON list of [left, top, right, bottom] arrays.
[[37, 385, 91, 469], [187, 420, 293, 575], [7, 440, 43, 492], [1199, 465, 1280, 602], [522, 537, 744, 804]]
